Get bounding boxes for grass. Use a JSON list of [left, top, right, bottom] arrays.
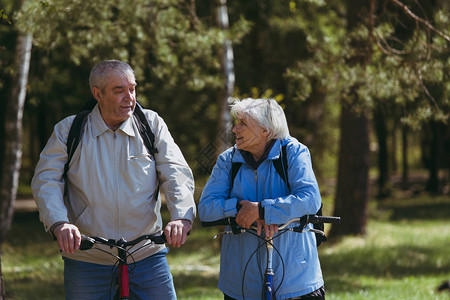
[[2, 193, 450, 299]]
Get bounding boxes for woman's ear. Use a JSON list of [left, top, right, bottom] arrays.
[[262, 128, 270, 139]]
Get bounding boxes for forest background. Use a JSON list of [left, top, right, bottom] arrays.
[[0, 0, 449, 299]]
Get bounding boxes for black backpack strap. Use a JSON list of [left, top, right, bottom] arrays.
[[63, 98, 99, 180], [63, 107, 91, 197], [64, 109, 91, 180], [132, 102, 160, 202], [272, 144, 290, 191], [230, 148, 242, 189], [133, 102, 158, 156], [230, 162, 242, 189], [274, 143, 326, 246]]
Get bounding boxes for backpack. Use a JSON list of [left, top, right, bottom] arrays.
[[63, 98, 158, 187], [230, 145, 327, 246]]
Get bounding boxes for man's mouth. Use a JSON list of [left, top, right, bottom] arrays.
[[120, 104, 133, 110]]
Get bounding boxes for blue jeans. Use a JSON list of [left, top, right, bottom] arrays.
[[63, 248, 176, 300]]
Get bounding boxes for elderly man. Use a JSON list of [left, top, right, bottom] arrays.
[[32, 60, 196, 299]]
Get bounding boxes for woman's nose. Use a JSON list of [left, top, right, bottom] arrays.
[[232, 124, 239, 133]]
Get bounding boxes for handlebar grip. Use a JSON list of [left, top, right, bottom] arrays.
[[201, 218, 233, 227], [79, 235, 95, 250], [148, 234, 167, 244], [309, 215, 341, 224]]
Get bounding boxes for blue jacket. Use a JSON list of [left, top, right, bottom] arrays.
[[199, 137, 323, 300]]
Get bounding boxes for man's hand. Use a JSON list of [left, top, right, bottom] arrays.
[[236, 200, 259, 228], [164, 219, 191, 248], [53, 223, 81, 254]]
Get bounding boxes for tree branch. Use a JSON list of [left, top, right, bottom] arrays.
[[389, 0, 450, 43]]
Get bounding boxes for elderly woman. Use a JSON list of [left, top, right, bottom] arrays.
[[199, 98, 325, 300]]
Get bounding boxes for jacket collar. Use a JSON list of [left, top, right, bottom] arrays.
[[90, 104, 136, 138]]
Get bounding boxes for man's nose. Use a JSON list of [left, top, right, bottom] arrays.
[[125, 90, 134, 100]]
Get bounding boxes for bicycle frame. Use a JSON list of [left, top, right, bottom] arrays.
[[203, 215, 340, 300], [117, 239, 130, 299]]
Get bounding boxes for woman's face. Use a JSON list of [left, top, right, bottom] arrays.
[[232, 115, 269, 158]]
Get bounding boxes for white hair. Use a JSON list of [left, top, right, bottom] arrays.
[[230, 98, 290, 141]]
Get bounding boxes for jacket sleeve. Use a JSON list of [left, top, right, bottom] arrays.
[[31, 116, 74, 232], [150, 112, 196, 223], [198, 150, 239, 222], [262, 143, 322, 225]]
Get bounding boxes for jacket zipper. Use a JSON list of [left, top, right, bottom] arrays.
[[254, 169, 258, 201], [113, 132, 120, 236]]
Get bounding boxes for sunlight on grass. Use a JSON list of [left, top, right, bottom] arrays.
[[321, 217, 450, 300], [2, 195, 449, 299]]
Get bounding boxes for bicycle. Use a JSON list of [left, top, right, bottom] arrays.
[[202, 214, 341, 300], [79, 231, 167, 300]]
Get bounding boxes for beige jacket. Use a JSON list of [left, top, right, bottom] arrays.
[[31, 105, 196, 265]]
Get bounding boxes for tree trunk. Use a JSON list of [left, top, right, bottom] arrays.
[[374, 104, 390, 199], [401, 124, 409, 186], [391, 119, 398, 173], [0, 32, 32, 299], [329, 101, 370, 237], [329, 0, 372, 238], [215, 0, 235, 155], [426, 121, 440, 193]]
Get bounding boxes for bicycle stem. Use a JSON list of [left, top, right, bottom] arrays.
[[264, 236, 275, 300]]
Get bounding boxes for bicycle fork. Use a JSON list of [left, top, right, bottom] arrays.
[[264, 237, 275, 300]]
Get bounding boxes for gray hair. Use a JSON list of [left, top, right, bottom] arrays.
[[230, 98, 290, 141], [89, 60, 135, 92]]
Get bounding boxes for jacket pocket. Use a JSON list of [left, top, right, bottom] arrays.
[[65, 194, 88, 224]]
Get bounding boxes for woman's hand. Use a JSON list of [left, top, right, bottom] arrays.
[[236, 200, 259, 228], [256, 220, 279, 238], [237, 200, 278, 238]]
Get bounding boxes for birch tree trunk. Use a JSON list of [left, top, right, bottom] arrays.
[[215, 0, 235, 155], [0, 31, 32, 299]]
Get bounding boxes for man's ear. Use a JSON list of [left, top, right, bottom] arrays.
[[92, 86, 102, 102]]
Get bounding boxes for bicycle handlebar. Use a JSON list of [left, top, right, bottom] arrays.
[[201, 215, 341, 228], [79, 231, 167, 251], [301, 215, 341, 225]]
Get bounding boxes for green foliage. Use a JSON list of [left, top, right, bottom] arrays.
[[282, 0, 449, 126], [16, 0, 223, 86], [11, 0, 252, 175], [0, 8, 11, 24]]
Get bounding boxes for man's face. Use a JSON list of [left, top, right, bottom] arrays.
[[93, 72, 137, 130]]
